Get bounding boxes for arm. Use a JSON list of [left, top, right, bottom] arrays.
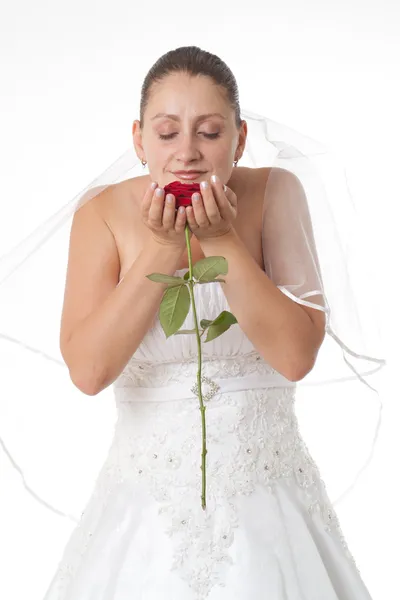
[[60, 198, 183, 396], [198, 172, 326, 382]]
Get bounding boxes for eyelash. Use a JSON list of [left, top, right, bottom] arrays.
[[158, 132, 220, 140]]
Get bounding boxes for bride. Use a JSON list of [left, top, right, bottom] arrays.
[[0, 46, 384, 599]]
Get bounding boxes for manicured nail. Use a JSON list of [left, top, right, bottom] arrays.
[[223, 184, 227, 192], [211, 174, 219, 183], [166, 194, 173, 203], [156, 187, 164, 196], [200, 180, 209, 189], [150, 181, 157, 190]]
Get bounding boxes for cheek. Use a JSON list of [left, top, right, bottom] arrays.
[[212, 145, 235, 169], [143, 136, 168, 160], [215, 137, 236, 157], [148, 165, 174, 188], [146, 146, 170, 181]]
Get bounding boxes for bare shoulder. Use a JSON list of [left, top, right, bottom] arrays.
[[237, 166, 306, 217], [244, 166, 325, 337], [80, 174, 149, 241], [241, 165, 295, 189], [60, 176, 149, 355], [230, 165, 271, 189], [231, 165, 279, 206], [86, 174, 149, 225], [86, 174, 152, 273], [230, 166, 272, 227]]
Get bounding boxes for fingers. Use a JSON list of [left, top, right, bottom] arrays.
[[142, 183, 185, 232], [186, 181, 217, 231], [147, 186, 166, 228], [141, 181, 158, 222], [162, 194, 188, 232], [141, 176, 237, 240], [197, 180, 220, 225], [185, 204, 198, 232], [175, 205, 187, 232], [162, 194, 177, 229], [186, 175, 238, 234], [210, 176, 237, 221]]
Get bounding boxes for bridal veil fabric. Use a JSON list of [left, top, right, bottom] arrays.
[[0, 109, 385, 598]]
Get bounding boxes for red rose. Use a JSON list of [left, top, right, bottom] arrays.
[[164, 181, 201, 208]]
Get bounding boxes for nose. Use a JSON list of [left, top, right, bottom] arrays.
[[175, 133, 202, 163]]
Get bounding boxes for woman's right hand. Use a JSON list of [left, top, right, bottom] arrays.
[[141, 182, 190, 248]]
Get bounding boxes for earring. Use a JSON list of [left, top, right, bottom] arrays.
[[141, 159, 147, 168], [233, 159, 239, 167]]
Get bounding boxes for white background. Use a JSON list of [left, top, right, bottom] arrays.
[[1, 1, 399, 598]]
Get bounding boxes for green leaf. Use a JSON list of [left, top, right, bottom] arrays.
[[192, 256, 228, 282], [173, 328, 196, 335], [200, 319, 213, 329], [159, 284, 190, 338], [183, 271, 190, 280], [204, 310, 238, 342], [197, 278, 226, 285], [146, 273, 185, 287]]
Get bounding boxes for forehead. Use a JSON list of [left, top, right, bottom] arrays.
[[147, 73, 230, 117]]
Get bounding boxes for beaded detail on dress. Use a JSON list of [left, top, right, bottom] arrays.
[[51, 281, 359, 599]]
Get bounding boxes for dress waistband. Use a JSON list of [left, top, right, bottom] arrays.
[[116, 372, 296, 403]]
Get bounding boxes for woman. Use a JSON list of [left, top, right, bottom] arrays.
[[62, 67, 325, 396], [0, 47, 384, 599]]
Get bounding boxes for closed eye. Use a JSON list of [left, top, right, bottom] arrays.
[[159, 132, 220, 140]]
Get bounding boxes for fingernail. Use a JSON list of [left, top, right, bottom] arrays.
[[150, 181, 157, 190], [223, 184, 227, 192], [166, 194, 173, 203], [193, 193, 201, 202], [200, 180, 209, 189], [211, 174, 219, 183], [156, 187, 164, 197]]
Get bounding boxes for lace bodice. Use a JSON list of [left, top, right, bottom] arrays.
[[120, 268, 255, 366], [57, 272, 358, 599]]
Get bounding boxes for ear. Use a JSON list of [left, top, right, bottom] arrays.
[[236, 119, 248, 161], [132, 120, 145, 162]]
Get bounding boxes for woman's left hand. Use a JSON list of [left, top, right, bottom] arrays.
[[185, 175, 237, 240]]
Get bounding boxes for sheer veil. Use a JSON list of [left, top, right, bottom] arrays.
[[0, 109, 386, 594]]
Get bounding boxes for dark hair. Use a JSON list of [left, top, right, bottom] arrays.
[[140, 46, 242, 129]]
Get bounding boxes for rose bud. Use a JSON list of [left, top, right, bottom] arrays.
[[164, 181, 201, 208]]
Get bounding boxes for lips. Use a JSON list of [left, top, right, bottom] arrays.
[[172, 171, 205, 180]]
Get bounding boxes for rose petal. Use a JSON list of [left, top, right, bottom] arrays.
[[164, 181, 201, 207]]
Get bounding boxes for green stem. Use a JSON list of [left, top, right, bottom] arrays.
[[185, 224, 207, 510]]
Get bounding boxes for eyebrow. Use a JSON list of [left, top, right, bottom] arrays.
[[150, 112, 227, 122]]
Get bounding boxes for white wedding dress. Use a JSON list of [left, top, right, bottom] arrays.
[[42, 269, 373, 600]]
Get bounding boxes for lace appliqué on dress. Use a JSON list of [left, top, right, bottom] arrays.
[[112, 354, 359, 598], [115, 349, 273, 388], [54, 353, 359, 600]]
